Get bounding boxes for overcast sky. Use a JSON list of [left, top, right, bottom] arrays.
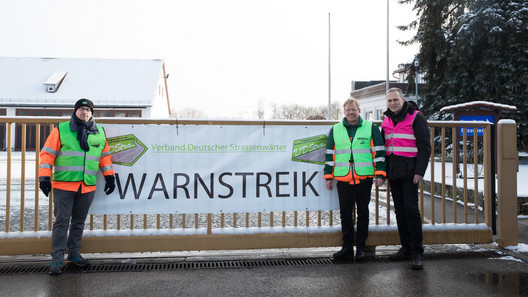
[[0, 0, 418, 118]]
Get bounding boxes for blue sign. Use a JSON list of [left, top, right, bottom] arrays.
[[459, 115, 494, 136]]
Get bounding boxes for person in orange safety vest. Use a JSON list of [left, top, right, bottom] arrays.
[[39, 98, 115, 276]]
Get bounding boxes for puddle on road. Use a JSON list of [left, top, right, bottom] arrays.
[[473, 272, 528, 296]]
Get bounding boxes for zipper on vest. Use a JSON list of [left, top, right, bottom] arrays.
[[350, 163, 358, 185], [350, 136, 358, 184]]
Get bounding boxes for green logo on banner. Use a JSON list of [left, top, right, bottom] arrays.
[[291, 134, 327, 165], [107, 134, 147, 167]]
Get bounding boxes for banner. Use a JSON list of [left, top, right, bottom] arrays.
[[90, 123, 339, 215]]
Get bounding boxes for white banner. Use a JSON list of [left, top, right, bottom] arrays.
[[90, 123, 339, 215]]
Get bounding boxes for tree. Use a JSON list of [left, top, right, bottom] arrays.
[[173, 107, 207, 118], [255, 99, 265, 119], [269, 102, 341, 120], [328, 101, 342, 120], [400, 0, 528, 150]]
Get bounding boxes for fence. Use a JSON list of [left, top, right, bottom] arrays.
[[0, 116, 518, 255]]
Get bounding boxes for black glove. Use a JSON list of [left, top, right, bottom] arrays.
[[104, 175, 116, 195], [39, 177, 51, 197]]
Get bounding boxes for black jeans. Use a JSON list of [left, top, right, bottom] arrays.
[[337, 180, 373, 249], [389, 178, 424, 254]]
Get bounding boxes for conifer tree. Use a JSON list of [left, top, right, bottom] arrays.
[[399, 0, 528, 150]]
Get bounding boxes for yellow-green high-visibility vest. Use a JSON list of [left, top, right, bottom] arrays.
[[53, 121, 106, 186], [332, 121, 374, 177]]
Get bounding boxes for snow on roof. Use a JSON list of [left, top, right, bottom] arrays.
[[0, 57, 165, 108], [498, 119, 516, 124], [440, 100, 517, 113]]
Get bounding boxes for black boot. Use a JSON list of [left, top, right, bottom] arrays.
[[389, 248, 412, 261], [333, 247, 354, 260], [355, 247, 365, 261], [412, 253, 423, 270]]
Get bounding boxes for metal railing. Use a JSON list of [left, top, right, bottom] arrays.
[[0, 116, 514, 255]]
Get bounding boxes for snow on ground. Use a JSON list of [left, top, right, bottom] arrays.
[[423, 160, 528, 197], [505, 243, 528, 253], [491, 255, 525, 263]]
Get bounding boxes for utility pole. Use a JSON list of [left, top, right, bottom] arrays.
[[386, 0, 390, 93], [328, 13, 332, 120], [415, 59, 419, 104]]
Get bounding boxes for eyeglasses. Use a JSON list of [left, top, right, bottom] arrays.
[[344, 109, 359, 113], [78, 107, 92, 113]]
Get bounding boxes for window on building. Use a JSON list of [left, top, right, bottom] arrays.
[[375, 109, 383, 120], [127, 110, 141, 117], [367, 111, 374, 121], [96, 110, 114, 117]]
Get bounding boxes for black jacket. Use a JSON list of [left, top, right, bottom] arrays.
[[381, 101, 431, 180]]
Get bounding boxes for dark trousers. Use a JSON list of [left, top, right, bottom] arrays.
[[51, 187, 95, 261], [337, 180, 373, 249], [390, 178, 424, 254]]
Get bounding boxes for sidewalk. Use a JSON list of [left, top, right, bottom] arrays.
[[0, 243, 527, 297]]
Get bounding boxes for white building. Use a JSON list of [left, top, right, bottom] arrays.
[[0, 57, 172, 150], [350, 67, 425, 121]]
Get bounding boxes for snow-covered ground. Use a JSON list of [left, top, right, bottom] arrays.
[[423, 159, 528, 197], [505, 244, 528, 253]]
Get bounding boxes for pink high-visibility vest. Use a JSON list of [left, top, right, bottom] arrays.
[[382, 110, 419, 157]]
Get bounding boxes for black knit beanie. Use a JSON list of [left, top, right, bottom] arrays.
[[74, 98, 94, 113]]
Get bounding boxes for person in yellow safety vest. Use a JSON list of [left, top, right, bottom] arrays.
[[39, 98, 115, 276], [324, 97, 386, 261]]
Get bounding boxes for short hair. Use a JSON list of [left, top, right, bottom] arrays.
[[386, 87, 404, 98], [343, 97, 360, 109]]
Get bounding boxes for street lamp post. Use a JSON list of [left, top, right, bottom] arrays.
[[414, 59, 419, 103], [386, 0, 390, 93], [328, 13, 331, 120]]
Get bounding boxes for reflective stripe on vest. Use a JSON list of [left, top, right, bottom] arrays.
[[381, 110, 419, 157], [53, 121, 106, 186], [331, 121, 374, 177]]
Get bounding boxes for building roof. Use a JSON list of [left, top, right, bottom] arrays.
[[0, 57, 165, 108], [350, 81, 413, 99], [440, 101, 517, 113], [351, 80, 389, 91]]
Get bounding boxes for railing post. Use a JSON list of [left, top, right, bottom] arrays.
[[496, 120, 518, 247]]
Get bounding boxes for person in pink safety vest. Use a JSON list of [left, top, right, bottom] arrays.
[[381, 88, 431, 270]]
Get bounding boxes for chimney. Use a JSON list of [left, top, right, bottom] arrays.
[[44, 71, 67, 93]]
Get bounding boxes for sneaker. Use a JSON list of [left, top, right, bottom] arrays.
[[412, 253, 424, 270], [333, 247, 354, 260], [389, 248, 412, 261], [49, 262, 62, 276], [67, 255, 90, 267]]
